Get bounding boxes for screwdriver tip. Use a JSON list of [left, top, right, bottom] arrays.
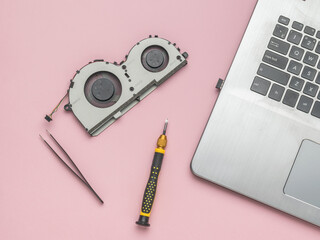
[[163, 119, 168, 135]]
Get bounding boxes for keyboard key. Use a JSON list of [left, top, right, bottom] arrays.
[[257, 63, 290, 85], [287, 30, 302, 45], [289, 46, 304, 61], [273, 24, 289, 39], [287, 60, 303, 75], [297, 95, 313, 113], [311, 101, 320, 118], [316, 72, 320, 84], [268, 37, 290, 55], [304, 26, 316, 36], [303, 82, 319, 97], [262, 50, 288, 70], [268, 83, 285, 101], [301, 36, 316, 50], [303, 51, 319, 66], [318, 60, 320, 70], [301, 66, 317, 81], [289, 76, 305, 91], [318, 91, 320, 100], [316, 31, 320, 39], [292, 21, 303, 31], [315, 42, 320, 54], [278, 16, 290, 25], [251, 77, 271, 96], [283, 89, 299, 107]]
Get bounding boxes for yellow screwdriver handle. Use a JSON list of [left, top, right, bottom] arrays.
[[136, 132, 167, 227]]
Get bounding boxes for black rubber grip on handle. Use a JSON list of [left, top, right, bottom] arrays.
[[137, 152, 164, 226]]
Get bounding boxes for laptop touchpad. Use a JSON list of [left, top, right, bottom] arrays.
[[284, 139, 320, 209]]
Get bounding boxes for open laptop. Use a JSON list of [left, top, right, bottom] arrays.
[[191, 0, 320, 227]]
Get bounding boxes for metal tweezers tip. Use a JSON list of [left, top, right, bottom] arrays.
[[46, 129, 52, 136]]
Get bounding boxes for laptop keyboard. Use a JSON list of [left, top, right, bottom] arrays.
[[250, 15, 320, 119]]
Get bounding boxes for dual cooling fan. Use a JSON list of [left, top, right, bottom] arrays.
[[46, 36, 188, 136]]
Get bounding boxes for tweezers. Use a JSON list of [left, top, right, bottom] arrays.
[[40, 130, 104, 204]]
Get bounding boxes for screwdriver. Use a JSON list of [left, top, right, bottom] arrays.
[[136, 119, 168, 227]]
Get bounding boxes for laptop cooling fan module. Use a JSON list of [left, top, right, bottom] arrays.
[[61, 36, 188, 136]]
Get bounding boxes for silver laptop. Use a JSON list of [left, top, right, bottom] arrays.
[[191, 0, 320, 226]]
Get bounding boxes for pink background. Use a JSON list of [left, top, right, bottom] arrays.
[[0, 0, 319, 239]]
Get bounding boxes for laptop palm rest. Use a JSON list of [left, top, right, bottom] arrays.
[[284, 139, 320, 209]]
